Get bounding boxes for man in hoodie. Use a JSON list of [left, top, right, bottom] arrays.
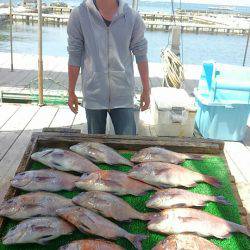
[[67, 0, 150, 135]]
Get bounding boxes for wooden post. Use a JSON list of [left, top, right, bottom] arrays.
[[243, 26, 250, 66], [37, 0, 44, 106], [9, 0, 13, 72]]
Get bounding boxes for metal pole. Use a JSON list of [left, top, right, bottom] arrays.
[[9, 0, 13, 71], [132, 0, 139, 11], [243, 27, 250, 66], [37, 0, 44, 106]]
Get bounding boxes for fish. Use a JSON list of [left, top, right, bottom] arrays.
[[31, 148, 99, 173], [131, 147, 203, 164], [146, 188, 230, 209], [72, 191, 154, 221], [152, 234, 221, 250], [11, 169, 80, 192], [76, 170, 158, 196], [0, 191, 73, 220], [56, 206, 147, 250], [59, 239, 124, 250], [2, 216, 75, 245], [70, 142, 133, 167], [128, 162, 221, 188], [148, 208, 250, 239]]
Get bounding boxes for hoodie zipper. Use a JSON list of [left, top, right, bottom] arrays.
[[107, 26, 111, 109]]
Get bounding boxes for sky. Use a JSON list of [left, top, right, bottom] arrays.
[[163, 0, 250, 7]]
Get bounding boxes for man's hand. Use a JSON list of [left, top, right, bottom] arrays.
[[140, 90, 150, 111], [68, 92, 79, 114]]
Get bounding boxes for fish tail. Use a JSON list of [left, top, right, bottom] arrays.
[[141, 212, 158, 221], [126, 234, 147, 250], [213, 195, 231, 205], [230, 222, 250, 237], [202, 175, 221, 188], [185, 153, 204, 161]]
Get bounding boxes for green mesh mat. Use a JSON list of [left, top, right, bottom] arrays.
[[0, 153, 250, 250]]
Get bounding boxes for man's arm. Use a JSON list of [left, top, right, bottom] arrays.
[[68, 65, 80, 114], [137, 61, 150, 111], [130, 13, 150, 111], [67, 8, 84, 114]]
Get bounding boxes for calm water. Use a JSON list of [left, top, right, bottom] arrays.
[[0, 0, 250, 66]]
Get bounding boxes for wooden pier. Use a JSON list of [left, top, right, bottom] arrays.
[[9, 11, 250, 35]]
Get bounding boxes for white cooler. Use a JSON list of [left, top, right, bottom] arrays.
[[145, 87, 196, 137]]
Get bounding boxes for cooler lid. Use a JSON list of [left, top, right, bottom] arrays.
[[151, 87, 196, 111]]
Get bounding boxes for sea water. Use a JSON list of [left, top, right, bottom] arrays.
[[0, 0, 249, 66]]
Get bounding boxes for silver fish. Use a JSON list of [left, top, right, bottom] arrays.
[[0, 191, 73, 220], [56, 206, 147, 250], [31, 148, 99, 173], [131, 147, 203, 164], [76, 170, 158, 196], [73, 191, 154, 221], [148, 208, 250, 239], [129, 162, 221, 188], [11, 170, 80, 192], [59, 239, 124, 250], [70, 142, 133, 167], [2, 217, 74, 245], [152, 234, 221, 250], [147, 188, 230, 209]]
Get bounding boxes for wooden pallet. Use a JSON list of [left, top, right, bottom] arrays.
[[0, 128, 249, 231]]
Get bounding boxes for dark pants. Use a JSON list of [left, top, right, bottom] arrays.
[[85, 108, 136, 135]]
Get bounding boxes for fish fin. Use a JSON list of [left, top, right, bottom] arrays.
[[126, 234, 147, 250], [78, 224, 92, 233], [202, 175, 221, 188], [141, 212, 158, 221], [214, 196, 231, 205], [179, 216, 199, 223], [51, 161, 63, 168], [230, 222, 250, 237], [37, 235, 55, 245], [185, 154, 204, 161]]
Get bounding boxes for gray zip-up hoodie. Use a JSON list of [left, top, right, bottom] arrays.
[[67, 0, 148, 109]]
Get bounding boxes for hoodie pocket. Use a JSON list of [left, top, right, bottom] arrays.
[[110, 71, 133, 98], [83, 72, 108, 101]]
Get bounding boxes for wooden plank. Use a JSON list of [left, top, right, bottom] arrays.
[[0, 106, 58, 204], [0, 131, 20, 160], [224, 142, 250, 183], [0, 105, 39, 132], [36, 132, 223, 154], [49, 106, 75, 128], [0, 104, 20, 129], [70, 106, 87, 133]]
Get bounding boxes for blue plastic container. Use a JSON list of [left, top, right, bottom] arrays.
[[195, 62, 250, 141], [198, 61, 250, 105], [195, 89, 250, 141]]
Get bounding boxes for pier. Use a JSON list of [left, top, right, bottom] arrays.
[[7, 11, 250, 35]]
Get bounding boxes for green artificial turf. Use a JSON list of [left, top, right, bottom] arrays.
[[0, 153, 250, 250]]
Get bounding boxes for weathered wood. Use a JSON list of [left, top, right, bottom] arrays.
[[42, 127, 81, 133], [49, 106, 75, 128], [0, 104, 20, 129], [36, 132, 224, 154]]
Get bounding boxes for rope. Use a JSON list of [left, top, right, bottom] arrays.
[[160, 48, 184, 88]]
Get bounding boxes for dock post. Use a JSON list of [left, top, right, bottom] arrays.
[[9, 0, 14, 71], [243, 26, 250, 66], [37, 0, 44, 106]]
